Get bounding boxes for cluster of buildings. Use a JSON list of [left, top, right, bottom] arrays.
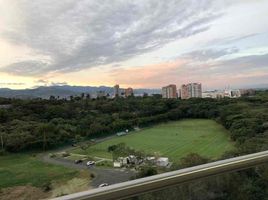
[[114, 84, 134, 98], [162, 83, 202, 99], [92, 84, 134, 98], [161, 83, 256, 99], [202, 88, 256, 99], [113, 155, 170, 168], [84, 83, 256, 100]]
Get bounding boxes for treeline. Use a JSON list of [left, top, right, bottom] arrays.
[[1, 92, 268, 199], [128, 91, 268, 200], [0, 91, 268, 154]]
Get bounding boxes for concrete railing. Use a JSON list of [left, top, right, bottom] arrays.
[[52, 150, 268, 200]]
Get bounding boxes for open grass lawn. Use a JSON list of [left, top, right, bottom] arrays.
[[73, 119, 235, 161], [0, 154, 78, 189]]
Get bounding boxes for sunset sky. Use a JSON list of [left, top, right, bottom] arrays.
[[0, 0, 268, 90]]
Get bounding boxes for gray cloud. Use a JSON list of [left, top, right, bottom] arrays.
[[50, 82, 68, 86], [207, 33, 261, 47], [181, 47, 239, 61], [0, 0, 224, 76], [0, 82, 25, 86], [3, 60, 50, 76], [35, 79, 49, 84], [180, 50, 268, 79], [211, 53, 268, 75], [34, 79, 68, 87]]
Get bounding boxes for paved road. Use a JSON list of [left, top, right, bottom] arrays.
[[42, 155, 136, 187], [53, 150, 268, 200], [41, 133, 138, 187]]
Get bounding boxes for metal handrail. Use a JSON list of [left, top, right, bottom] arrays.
[[52, 150, 268, 200]]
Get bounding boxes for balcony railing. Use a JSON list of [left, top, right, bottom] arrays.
[[52, 150, 268, 200]]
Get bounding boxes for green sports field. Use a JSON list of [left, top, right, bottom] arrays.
[[72, 119, 235, 161]]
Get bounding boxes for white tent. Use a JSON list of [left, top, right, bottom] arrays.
[[156, 157, 169, 167]]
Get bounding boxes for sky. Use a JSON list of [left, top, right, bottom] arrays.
[[0, 0, 268, 90]]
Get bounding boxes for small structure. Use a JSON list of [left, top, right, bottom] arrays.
[[113, 155, 169, 168], [117, 157, 128, 165], [224, 89, 241, 98], [146, 157, 156, 161], [156, 157, 169, 167], [113, 161, 122, 168], [134, 127, 141, 131], [116, 131, 127, 136], [128, 155, 137, 165], [0, 104, 12, 109]]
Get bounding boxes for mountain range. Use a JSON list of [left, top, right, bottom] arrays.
[[0, 83, 267, 99], [0, 85, 161, 99]]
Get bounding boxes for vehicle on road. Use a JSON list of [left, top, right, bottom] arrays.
[[98, 183, 109, 188], [87, 161, 95, 166], [75, 159, 83, 164]]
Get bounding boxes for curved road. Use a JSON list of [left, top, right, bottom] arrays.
[[53, 150, 268, 200], [41, 133, 138, 187], [42, 153, 136, 188]]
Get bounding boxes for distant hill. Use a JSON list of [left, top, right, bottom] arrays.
[[0, 85, 161, 99]]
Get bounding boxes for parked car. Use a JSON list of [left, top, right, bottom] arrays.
[[86, 161, 95, 166], [98, 183, 109, 188], [75, 159, 83, 164]]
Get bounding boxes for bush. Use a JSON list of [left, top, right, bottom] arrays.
[[135, 165, 158, 178], [0, 149, 6, 156], [42, 182, 52, 192], [96, 160, 113, 167], [90, 173, 95, 179], [49, 153, 56, 158], [180, 153, 209, 168], [61, 152, 70, 157]]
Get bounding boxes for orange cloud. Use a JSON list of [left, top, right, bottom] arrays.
[[110, 59, 187, 88]]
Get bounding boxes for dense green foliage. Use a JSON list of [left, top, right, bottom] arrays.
[[73, 119, 234, 161], [1, 91, 268, 199], [0, 91, 268, 155]]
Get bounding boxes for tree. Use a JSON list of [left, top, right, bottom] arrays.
[[135, 166, 157, 178], [0, 110, 8, 123], [0, 125, 4, 151], [38, 123, 57, 151], [180, 153, 209, 168]]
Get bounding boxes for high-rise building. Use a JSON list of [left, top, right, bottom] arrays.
[[181, 83, 202, 99], [181, 84, 189, 99], [114, 84, 120, 97], [177, 89, 181, 98], [162, 84, 177, 99], [188, 83, 202, 98], [125, 87, 134, 97], [224, 89, 241, 98]]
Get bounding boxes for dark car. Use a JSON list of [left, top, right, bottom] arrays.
[[75, 159, 83, 164]]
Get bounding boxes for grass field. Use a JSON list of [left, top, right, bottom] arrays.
[[0, 154, 78, 189], [72, 119, 235, 161]]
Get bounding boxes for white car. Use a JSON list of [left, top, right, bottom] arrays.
[[98, 183, 109, 188], [86, 161, 95, 166]]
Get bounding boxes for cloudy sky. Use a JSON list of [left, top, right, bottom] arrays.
[[0, 0, 268, 90]]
